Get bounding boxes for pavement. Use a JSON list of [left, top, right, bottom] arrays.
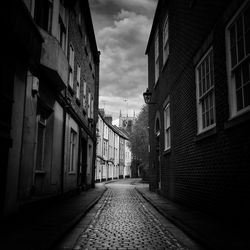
[[0, 183, 107, 250], [135, 182, 250, 250], [0, 179, 249, 250]]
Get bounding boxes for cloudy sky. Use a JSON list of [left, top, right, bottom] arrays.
[[89, 0, 157, 123]]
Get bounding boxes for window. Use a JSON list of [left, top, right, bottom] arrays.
[[196, 48, 216, 133], [76, 64, 81, 99], [83, 81, 87, 109], [155, 31, 159, 84], [69, 44, 74, 88], [36, 114, 46, 170], [59, 0, 67, 52], [164, 102, 171, 150], [163, 16, 169, 65], [69, 129, 77, 172], [226, 1, 250, 117], [59, 17, 66, 52], [91, 97, 94, 119], [88, 92, 91, 118], [34, 0, 53, 33]]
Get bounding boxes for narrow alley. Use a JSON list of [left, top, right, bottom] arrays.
[[57, 179, 201, 250]]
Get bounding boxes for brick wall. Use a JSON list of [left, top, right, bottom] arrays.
[[148, 0, 250, 220]]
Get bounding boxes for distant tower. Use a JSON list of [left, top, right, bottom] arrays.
[[119, 110, 136, 134]]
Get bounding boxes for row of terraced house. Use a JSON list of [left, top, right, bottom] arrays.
[[95, 109, 132, 182], [0, 0, 99, 216]]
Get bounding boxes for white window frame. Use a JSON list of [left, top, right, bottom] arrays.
[[76, 64, 81, 99], [225, 1, 250, 119], [83, 81, 87, 109], [155, 30, 159, 84], [88, 92, 91, 118], [91, 97, 94, 119], [164, 100, 171, 150], [69, 129, 77, 173], [163, 15, 169, 66], [69, 44, 74, 88], [196, 47, 216, 134]]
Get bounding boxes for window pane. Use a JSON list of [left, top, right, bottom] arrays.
[[237, 17, 244, 39], [167, 129, 170, 148], [230, 25, 236, 47], [201, 100, 205, 113], [242, 61, 250, 83], [210, 54, 214, 86], [244, 4, 250, 55], [202, 77, 206, 95], [206, 73, 210, 91], [198, 68, 202, 96], [244, 5, 250, 32], [245, 31, 250, 55], [206, 111, 210, 127], [202, 113, 206, 129], [236, 88, 243, 110], [205, 96, 209, 112], [210, 108, 215, 124], [231, 46, 237, 67], [243, 83, 250, 107], [235, 68, 242, 90], [237, 38, 245, 61]]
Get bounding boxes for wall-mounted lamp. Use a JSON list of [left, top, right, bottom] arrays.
[[143, 88, 156, 104]]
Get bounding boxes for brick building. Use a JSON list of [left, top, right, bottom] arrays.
[[145, 0, 250, 222], [0, 0, 99, 216]]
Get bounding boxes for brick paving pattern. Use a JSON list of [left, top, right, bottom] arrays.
[[73, 184, 190, 250]]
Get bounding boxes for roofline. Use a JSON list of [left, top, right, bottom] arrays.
[[83, 0, 99, 61], [145, 0, 167, 55], [98, 111, 129, 140], [69, 0, 99, 62]]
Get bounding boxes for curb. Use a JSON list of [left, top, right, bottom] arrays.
[[135, 187, 210, 250], [51, 185, 108, 249]]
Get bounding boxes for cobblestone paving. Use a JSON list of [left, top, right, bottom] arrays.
[[73, 184, 191, 250]]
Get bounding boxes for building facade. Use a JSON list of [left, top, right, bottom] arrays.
[[95, 110, 131, 182], [1, 0, 99, 216], [119, 111, 136, 134], [146, 0, 250, 222]]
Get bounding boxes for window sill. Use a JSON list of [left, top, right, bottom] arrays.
[[195, 126, 217, 142], [224, 110, 250, 130], [35, 170, 46, 174], [68, 171, 76, 175], [163, 148, 171, 156]]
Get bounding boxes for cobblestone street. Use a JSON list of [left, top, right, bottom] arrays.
[[57, 180, 201, 250]]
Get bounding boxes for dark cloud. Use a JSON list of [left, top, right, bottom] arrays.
[[89, 0, 157, 119], [90, 0, 157, 29]]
